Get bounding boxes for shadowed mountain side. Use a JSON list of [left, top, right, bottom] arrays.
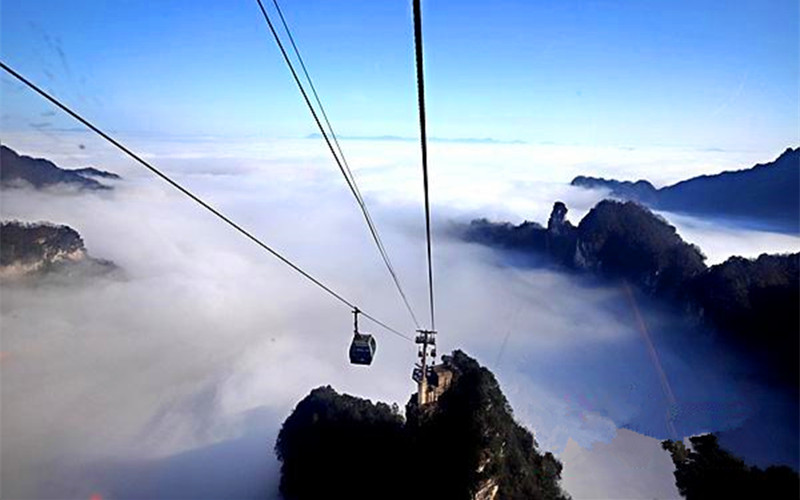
[[405, 351, 568, 500], [574, 201, 706, 298], [459, 200, 799, 391], [0, 145, 119, 190], [464, 200, 706, 297], [662, 434, 799, 499], [687, 254, 799, 386], [276, 386, 408, 500], [275, 351, 569, 500], [572, 148, 800, 233]]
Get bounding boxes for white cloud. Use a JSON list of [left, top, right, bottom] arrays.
[[1, 135, 795, 498], [560, 429, 679, 500], [665, 212, 800, 265]]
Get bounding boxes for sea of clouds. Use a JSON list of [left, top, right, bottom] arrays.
[[2, 132, 798, 499]]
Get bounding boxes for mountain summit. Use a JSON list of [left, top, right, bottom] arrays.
[[0, 221, 116, 279], [275, 351, 568, 500]]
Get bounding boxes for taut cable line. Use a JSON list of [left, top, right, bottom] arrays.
[[255, 0, 422, 330], [412, 0, 437, 331], [0, 60, 411, 342]]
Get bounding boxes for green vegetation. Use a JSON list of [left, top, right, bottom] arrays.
[[274, 386, 406, 500], [688, 253, 800, 385], [576, 200, 707, 296], [406, 351, 568, 500], [662, 434, 799, 499], [0, 221, 85, 267], [274, 351, 569, 500]]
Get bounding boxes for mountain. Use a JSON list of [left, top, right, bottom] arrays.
[[0, 145, 119, 190], [404, 351, 567, 500], [571, 148, 800, 232], [275, 350, 569, 500], [687, 253, 800, 385], [461, 200, 799, 388], [274, 386, 407, 500], [0, 221, 115, 279], [70, 167, 122, 180], [465, 200, 707, 296], [662, 434, 798, 499]]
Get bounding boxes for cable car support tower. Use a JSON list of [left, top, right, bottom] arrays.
[[413, 329, 437, 405]]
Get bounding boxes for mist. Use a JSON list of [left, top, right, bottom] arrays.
[[2, 135, 798, 499]]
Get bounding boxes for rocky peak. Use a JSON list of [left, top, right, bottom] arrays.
[[547, 201, 570, 233], [1, 221, 86, 267], [0, 221, 115, 279], [275, 351, 569, 500]]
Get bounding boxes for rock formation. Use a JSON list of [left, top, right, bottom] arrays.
[[275, 351, 569, 500], [0, 221, 115, 279]]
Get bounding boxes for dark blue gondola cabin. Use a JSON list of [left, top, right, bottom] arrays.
[[349, 332, 376, 365]]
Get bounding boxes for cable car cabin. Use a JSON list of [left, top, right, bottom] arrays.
[[349, 332, 377, 365]]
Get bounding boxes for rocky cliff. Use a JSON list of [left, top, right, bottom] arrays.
[[0, 221, 115, 279], [274, 351, 569, 500], [465, 200, 707, 296], [405, 351, 568, 500]]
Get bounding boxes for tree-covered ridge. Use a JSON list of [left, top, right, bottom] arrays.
[[662, 434, 799, 499], [688, 253, 799, 386], [0, 220, 117, 279], [274, 351, 569, 500], [0, 220, 85, 266], [406, 351, 568, 500], [0, 145, 119, 190], [274, 386, 406, 500], [465, 200, 707, 296], [575, 200, 707, 296]]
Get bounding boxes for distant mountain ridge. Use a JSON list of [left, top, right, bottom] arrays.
[[572, 148, 800, 232], [70, 167, 121, 180], [306, 133, 526, 144], [0, 145, 120, 190]]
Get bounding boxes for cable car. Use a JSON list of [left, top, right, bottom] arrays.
[[412, 364, 423, 383], [349, 332, 376, 365], [349, 308, 376, 365]]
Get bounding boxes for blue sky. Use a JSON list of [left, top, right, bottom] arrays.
[[1, 0, 797, 152]]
